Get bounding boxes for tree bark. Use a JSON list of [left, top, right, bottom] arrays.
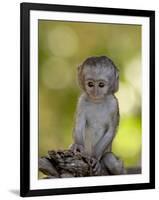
[[39, 149, 141, 178]]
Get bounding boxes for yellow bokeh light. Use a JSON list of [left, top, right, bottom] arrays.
[[41, 57, 72, 90], [47, 25, 79, 57], [124, 56, 141, 93], [116, 82, 138, 115]]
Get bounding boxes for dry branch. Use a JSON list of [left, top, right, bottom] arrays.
[[39, 149, 141, 178]]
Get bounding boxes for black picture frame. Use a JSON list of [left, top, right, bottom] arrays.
[[20, 2, 155, 197]]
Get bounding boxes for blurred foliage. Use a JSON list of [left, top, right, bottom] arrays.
[[38, 20, 141, 168]]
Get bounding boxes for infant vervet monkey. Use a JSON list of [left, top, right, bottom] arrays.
[[70, 56, 126, 175]]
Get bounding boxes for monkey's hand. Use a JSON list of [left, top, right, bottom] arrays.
[[90, 157, 101, 175], [69, 143, 85, 154]]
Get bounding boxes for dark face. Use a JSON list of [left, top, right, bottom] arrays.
[[84, 79, 109, 101]]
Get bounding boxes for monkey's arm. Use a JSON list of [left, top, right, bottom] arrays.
[[93, 110, 119, 160], [73, 98, 86, 147]]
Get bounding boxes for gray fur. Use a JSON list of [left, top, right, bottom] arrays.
[[71, 56, 125, 175]]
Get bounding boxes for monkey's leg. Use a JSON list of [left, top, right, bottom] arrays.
[[101, 152, 126, 175]]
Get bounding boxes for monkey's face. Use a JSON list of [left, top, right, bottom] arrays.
[[84, 79, 109, 100], [78, 56, 119, 99], [82, 65, 112, 101]]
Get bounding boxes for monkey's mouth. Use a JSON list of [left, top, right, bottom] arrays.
[[89, 95, 104, 101], [92, 96, 102, 99]]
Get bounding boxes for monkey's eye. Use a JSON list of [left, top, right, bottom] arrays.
[[87, 82, 94, 87], [98, 82, 105, 88]]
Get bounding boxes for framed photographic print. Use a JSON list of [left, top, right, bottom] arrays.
[[20, 2, 155, 197]]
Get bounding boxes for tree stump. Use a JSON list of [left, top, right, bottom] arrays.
[[39, 149, 109, 178], [39, 149, 141, 178]]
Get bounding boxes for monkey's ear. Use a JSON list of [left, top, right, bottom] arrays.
[[111, 69, 119, 93], [77, 64, 84, 89], [77, 64, 82, 74]]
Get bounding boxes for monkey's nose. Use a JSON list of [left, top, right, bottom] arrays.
[[93, 89, 97, 96]]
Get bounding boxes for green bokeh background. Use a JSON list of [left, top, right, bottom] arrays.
[[38, 20, 141, 173]]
